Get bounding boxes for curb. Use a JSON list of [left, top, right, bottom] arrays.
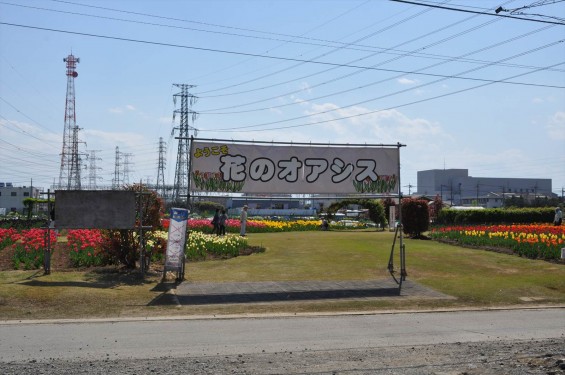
[[1, 304, 563, 326]]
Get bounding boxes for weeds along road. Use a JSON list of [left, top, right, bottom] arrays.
[[0, 308, 564, 374]]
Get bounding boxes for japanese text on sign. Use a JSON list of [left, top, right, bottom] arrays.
[[191, 141, 399, 195]]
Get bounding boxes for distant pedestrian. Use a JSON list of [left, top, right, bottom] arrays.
[[219, 209, 227, 235], [240, 205, 248, 236], [211, 208, 220, 234], [554, 207, 562, 226]]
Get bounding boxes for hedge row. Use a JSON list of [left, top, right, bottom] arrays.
[[0, 218, 48, 230], [435, 207, 556, 225]]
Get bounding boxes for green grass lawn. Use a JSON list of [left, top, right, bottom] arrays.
[[0, 231, 563, 320]]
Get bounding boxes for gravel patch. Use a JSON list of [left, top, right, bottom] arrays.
[[1, 338, 563, 374]]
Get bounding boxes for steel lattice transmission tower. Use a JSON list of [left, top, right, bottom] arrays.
[[112, 146, 122, 190], [156, 137, 167, 199], [58, 53, 83, 190], [122, 153, 133, 185], [86, 150, 102, 190], [171, 84, 198, 203]]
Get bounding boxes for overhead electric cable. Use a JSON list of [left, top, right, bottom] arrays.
[[0, 96, 60, 136], [389, 0, 565, 24], [6, 21, 542, 81], [206, 59, 564, 133], [186, 0, 373, 84], [197, 8, 491, 98], [200, 25, 559, 114]]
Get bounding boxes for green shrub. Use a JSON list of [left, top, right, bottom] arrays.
[[401, 198, 429, 237]]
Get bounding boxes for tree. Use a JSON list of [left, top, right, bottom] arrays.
[[192, 200, 224, 215], [22, 198, 36, 220], [22, 198, 48, 220], [430, 194, 443, 223], [401, 198, 430, 239], [381, 197, 397, 223], [102, 184, 164, 269], [326, 198, 387, 229]]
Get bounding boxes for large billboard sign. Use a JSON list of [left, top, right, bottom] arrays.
[[55, 190, 136, 229], [190, 140, 399, 195]]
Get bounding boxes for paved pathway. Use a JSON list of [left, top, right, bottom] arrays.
[[152, 278, 454, 306]]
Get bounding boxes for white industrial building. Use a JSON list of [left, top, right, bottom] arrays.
[[0, 183, 42, 215]]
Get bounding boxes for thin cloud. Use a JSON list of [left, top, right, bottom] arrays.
[[546, 111, 565, 140], [397, 77, 417, 85]]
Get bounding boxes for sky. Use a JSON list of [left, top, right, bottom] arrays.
[[1, 0, 564, 196]]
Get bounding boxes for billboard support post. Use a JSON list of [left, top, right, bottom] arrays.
[[177, 137, 407, 288]]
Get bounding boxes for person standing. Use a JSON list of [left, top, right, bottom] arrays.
[[554, 207, 563, 226], [211, 208, 220, 235], [219, 209, 228, 236], [240, 205, 248, 236]]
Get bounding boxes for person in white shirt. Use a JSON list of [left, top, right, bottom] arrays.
[[554, 207, 562, 226], [240, 205, 248, 236]]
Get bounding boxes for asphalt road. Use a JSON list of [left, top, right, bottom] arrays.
[[1, 308, 563, 363]]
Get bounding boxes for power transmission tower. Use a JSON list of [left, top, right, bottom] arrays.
[[112, 146, 122, 190], [58, 53, 83, 190], [171, 83, 198, 203], [122, 153, 133, 185], [156, 137, 167, 199], [86, 150, 102, 190]]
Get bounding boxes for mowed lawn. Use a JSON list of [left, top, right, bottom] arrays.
[[0, 230, 563, 320], [189, 231, 565, 307]]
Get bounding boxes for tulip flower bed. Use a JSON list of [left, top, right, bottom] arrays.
[[144, 230, 168, 262], [163, 218, 323, 233], [1, 216, 325, 269], [185, 231, 249, 260], [0, 228, 20, 251], [12, 229, 58, 270], [67, 229, 106, 268], [430, 224, 565, 260]]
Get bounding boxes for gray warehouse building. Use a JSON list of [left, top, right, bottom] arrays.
[[416, 169, 553, 208]]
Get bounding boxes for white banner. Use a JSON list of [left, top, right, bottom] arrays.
[[165, 208, 188, 271], [190, 141, 399, 194]]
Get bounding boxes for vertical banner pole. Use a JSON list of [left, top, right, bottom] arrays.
[[163, 208, 189, 282], [138, 181, 145, 274], [182, 136, 196, 280], [397, 143, 407, 283], [44, 189, 52, 275]]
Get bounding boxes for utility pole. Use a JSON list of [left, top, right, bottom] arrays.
[[171, 84, 198, 203]]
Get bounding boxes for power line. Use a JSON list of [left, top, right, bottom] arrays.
[[195, 4, 437, 96], [389, 0, 565, 25], [8, 20, 559, 94], [4, 21, 516, 75], [206, 60, 564, 133], [198, 24, 560, 114], [1, 0, 426, 56], [195, 14, 557, 116]]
